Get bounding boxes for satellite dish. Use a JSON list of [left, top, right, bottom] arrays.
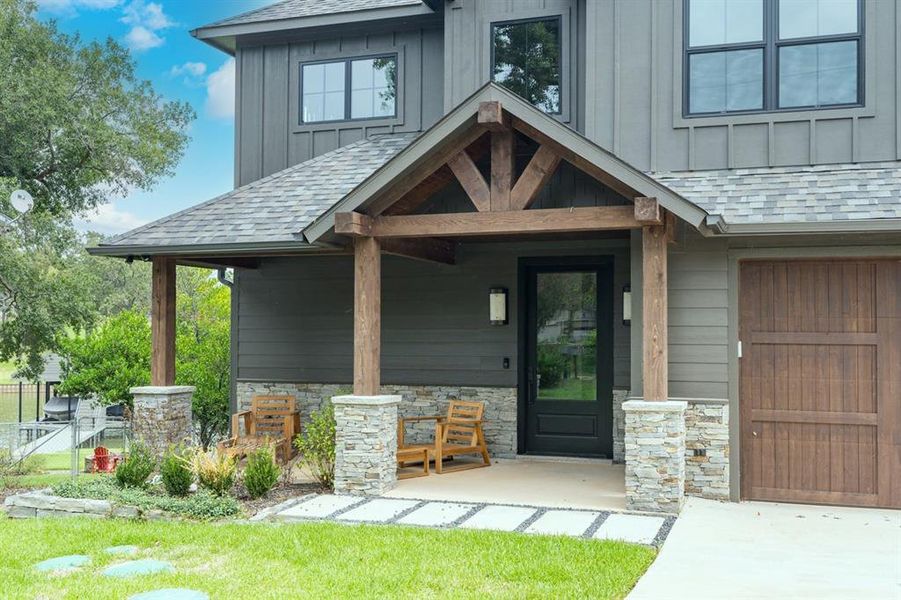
[[9, 190, 33, 214]]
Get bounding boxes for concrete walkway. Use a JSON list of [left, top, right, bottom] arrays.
[[259, 494, 674, 546], [629, 498, 901, 599]]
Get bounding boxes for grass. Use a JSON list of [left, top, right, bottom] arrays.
[[0, 361, 16, 384], [540, 377, 598, 401], [0, 517, 655, 600], [0, 473, 87, 491]]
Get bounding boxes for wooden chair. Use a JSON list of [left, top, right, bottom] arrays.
[[397, 400, 491, 474], [217, 395, 300, 463]]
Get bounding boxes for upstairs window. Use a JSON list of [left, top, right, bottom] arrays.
[[491, 17, 562, 114], [301, 55, 397, 124], [685, 0, 862, 116]]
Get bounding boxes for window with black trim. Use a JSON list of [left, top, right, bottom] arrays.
[[300, 55, 397, 124], [491, 17, 562, 114], [684, 0, 862, 116]]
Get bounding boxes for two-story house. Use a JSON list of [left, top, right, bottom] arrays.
[[91, 0, 901, 512]]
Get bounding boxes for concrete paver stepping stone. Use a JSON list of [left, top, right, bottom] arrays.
[[593, 514, 664, 545], [397, 502, 475, 527], [105, 545, 139, 556], [279, 495, 362, 520], [459, 505, 537, 532], [335, 498, 419, 523], [34, 555, 91, 572], [103, 559, 175, 578], [129, 589, 209, 600], [524, 510, 600, 537]]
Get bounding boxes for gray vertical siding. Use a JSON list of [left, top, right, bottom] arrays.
[[235, 22, 444, 186], [236, 238, 632, 389]]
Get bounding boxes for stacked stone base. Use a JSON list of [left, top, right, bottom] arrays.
[[333, 395, 400, 496], [4, 490, 156, 520], [130, 386, 195, 457], [623, 400, 687, 514], [685, 401, 729, 500]]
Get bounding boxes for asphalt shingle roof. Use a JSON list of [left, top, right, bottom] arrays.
[[204, 0, 423, 29], [102, 140, 901, 251], [655, 161, 901, 224], [104, 133, 416, 248]]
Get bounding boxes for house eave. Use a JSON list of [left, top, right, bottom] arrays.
[[86, 240, 327, 259], [190, 3, 436, 46], [705, 218, 901, 236]]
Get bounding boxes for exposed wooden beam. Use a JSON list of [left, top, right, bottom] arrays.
[[380, 237, 456, 265], [335, 211, 372, 236], [361, 206, 645, 238], [490, 128, 514, 211], [509, 145, 561, 210], [642, 222, 668, 401], [353, 237, 381, 396], [368, 122, 487, 216], [447, 150, 490, 212], [151, 257, 176, 386], [477, 101, 507, 131], [381, 165, 455, 216], [511, 116, 640, 200], [634, 197, 661, 224]]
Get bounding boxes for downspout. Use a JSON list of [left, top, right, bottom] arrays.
[[217, 268, 233, 288]]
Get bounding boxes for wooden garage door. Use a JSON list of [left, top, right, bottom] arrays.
[[739, 260, 901, 508]]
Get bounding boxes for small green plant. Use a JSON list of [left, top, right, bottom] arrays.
[[115, 443, 155, 489], [294, 401, 336, 491], [243, 447, 280, 499], [0, 450, 45, 477], [160, 445, 193, 497], [188, 448, 236, 496]]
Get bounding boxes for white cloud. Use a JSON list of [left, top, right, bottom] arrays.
[[170, 62, 207, 78], [124, 25, 163, 51], [205, 58, 235, 120], [121, 1, 173, 52], [75, 202, 147, 235], [37, 0, 120, 14]]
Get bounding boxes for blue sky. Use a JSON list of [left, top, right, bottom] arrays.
[[36, 0, 268, 235]]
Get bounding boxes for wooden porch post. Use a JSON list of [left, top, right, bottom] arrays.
[[642, 223, 668, 401], [354, 236, 381, 395], [151, 257, 176, 386]]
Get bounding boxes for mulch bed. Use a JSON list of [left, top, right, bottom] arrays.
[[235, 480, 321, 517]]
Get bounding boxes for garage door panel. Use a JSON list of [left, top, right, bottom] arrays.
[[740, 259, 899, 509]]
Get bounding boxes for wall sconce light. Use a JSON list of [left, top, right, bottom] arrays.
[[489, 287, 508, 326], [622, 284, 632, 326]]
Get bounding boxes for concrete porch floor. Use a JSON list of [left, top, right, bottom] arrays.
[[384, 456, 627, 512]]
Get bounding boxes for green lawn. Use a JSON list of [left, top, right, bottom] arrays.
[[0, 517, 655, 599], [0, 361, 16, 384], [539, 377, 598, 401], [0, 472, 85, 491]]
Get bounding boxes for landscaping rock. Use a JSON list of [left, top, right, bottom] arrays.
[[103, 559, 175, 577], [34, 555, 91, 572], [129, 589, 208, 600], [105, 545, 139, 555]]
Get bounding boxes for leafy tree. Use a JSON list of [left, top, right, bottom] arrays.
[[58, 268, 231, 449], [0, 0, 193, 378], [492, 19, 561, 112]]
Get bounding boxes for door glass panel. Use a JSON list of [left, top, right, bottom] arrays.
[[536, 271, 597, 402]]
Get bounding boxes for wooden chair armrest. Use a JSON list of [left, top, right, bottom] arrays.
[[400, 415, 445, 423], [231, 411, 253, 437]]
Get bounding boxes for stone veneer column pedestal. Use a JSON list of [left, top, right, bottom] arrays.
[[129, 386, 195, 457], [332, 395, 400, 496], [623, 399, 687, 514]]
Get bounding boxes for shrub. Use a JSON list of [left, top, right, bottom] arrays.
[[115, 443, 156, 489], [294, 402, 336, 491], [243, 447, 280, 499], [188, 448, 236, 496], [160, 445, 193, 497], [53, 476, 241, 520], [537, 344, 567, 388]]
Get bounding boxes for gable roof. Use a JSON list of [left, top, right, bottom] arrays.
[[302, 83, 710, 243], [91, 134, 415, 256], [202, 0, 424, 29], [657, 161, 901, 234]]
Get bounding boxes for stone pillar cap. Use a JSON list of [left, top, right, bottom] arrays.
[[331, 394, 401, 406], [622, 399, 688, 412], [130, 386, 196, 394]]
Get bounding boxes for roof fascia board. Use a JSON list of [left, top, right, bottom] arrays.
[[709, 218, 901, 236], [304, 83, 709, 243], [191, 4, 435, 41], [88, 240, 320, 258]]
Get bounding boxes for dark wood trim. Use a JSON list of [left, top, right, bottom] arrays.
[[641, 222, 668, 401], [510, 145, 561, 211], [751, 409, 878, 426], [151, 257, 176, 386], [353, 237, 381, 395], [447, 150, 490, 212], [382, 165, 456, 217]]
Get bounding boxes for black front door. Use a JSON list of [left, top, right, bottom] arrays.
[[521, 258, 614, 457]]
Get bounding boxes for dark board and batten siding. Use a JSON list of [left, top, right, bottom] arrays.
[[236, 239, 632, 389], [235, 24, 444, 186]]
